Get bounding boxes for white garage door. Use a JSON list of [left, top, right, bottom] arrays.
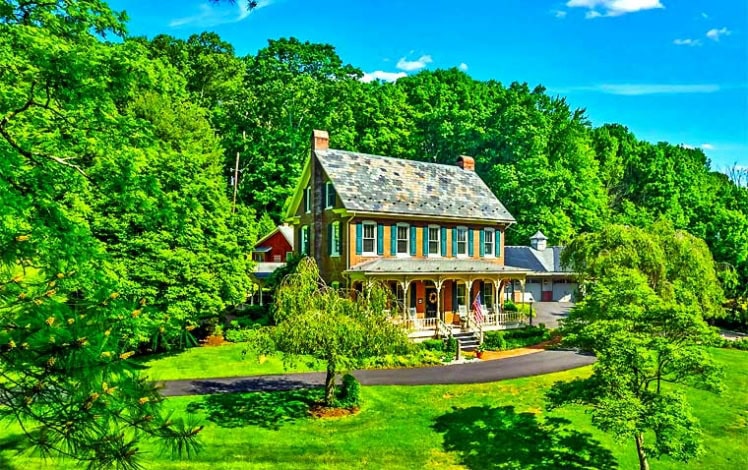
[[524, 282, 542, 303], [552, 283, 577, 302]]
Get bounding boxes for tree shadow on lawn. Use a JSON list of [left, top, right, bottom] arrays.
[[186, 386, 325, 430], [433, 405, 618, 470]]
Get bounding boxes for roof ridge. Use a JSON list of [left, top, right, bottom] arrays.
[[318, 148, 471, 172]]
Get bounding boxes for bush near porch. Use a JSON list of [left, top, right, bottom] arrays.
[[483, 326, 552, 351]]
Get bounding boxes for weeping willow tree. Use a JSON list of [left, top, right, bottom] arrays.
[[548, 223, 724, 470], [273, 258, 409, 405]]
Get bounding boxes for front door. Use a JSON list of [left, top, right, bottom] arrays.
[[425, 287, 438, 318]]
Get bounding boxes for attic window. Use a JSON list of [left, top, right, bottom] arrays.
[[325, 181, 336, 209], [304, 186, 311, 213]]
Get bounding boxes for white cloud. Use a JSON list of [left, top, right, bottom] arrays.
[[554, 10, 568, 18], [706, 27, 731, 41], [459, 63, 469, 71], [701, 143, 715, 150], [169, 1, 270, 28], [673, 38, 701, 46], [566, 0, 664, 18], [361, 71, 407, 83], [681, 144, 695, 149], [396, 55, 433, 72]]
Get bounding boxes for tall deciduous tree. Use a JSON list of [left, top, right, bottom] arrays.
[[0, 0, 202, 466], [272, 258, 409, 405], [548, 225, 724, 470]]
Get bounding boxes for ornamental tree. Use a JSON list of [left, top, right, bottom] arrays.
[[272, 258, 409, 405], [548, 225, 724, 470]]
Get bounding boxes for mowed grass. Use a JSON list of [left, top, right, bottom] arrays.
[[138, 343, 324, 381], [1, 349, 746, 469]]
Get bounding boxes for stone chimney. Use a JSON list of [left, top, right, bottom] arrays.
[[530, 231, 548, 251], [456, 155, 475, 171], [312, 129, 329, 150]]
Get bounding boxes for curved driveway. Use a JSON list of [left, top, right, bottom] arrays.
[[160, 349, 595, 397]]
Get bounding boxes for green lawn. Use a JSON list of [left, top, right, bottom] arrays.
[[138, 343, 325, 381], [2, 349, 746, 469]]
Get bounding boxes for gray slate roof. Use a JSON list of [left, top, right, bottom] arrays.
[[347, 258, 529, 275], [315, 149, 515, 222], [504, 246, 570, 273]]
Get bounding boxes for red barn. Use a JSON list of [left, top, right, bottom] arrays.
[[253, 225, 294, 263]]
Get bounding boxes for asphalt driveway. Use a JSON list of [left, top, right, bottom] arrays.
[[531, 301, 574, 329], [160, 349, 595, 397]]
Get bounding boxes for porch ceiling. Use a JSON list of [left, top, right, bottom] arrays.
[[345, 258, 529, 277]]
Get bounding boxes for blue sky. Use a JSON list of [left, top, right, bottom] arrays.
[[109, 0, 747, 169]]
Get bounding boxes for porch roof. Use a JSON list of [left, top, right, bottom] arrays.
[[345, 258, 529, 277]]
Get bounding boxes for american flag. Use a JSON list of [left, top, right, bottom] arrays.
[[473, 293, 484, 324]]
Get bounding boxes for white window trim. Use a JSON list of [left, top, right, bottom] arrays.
[[484, 228, 496, 258], [456, 226, 469, 258], [362, 221, 377, 256], [427, 224, 441, 257], [304, 187, 311, 214], [325, 181, 335, 210], [396, 223, 410, 257], [331, 221, 341, 257]]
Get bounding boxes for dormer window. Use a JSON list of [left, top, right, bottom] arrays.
[[304, 186, 311, 213], [325, 181, 336, 209]]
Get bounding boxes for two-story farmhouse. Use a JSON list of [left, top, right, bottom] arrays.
[[286, 130, 535, 335]]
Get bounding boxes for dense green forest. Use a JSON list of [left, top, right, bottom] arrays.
[[139, 34, 748, 320]]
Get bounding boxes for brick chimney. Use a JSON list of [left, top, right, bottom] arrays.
[[312, 129, 329, 150], [456, 155, 475, 171]]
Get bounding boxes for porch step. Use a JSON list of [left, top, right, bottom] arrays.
[[452, 331, 480, 352]]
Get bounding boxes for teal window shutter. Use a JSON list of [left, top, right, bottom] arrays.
[[337, 223, 342, 255], [496, 230, 501, 257], [452, 228, 457, 257], [391, 225, 397, 255], [451, 280, 458, 310], [479, 229, 485, 257], [422, 227, 429, 256], [355, 223, 363, 255], [377, 223, 384, 255], [440, 227, 447, 256], [327, 223, 332, 256], [410, 226, 417, 256], [468, 229, 474, 257]]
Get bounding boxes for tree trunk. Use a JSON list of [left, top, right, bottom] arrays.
[[324, 360, 336, 406], [635, 432, 650, 470]]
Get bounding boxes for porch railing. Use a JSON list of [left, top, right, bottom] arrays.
[[482, 309, 524, 326]]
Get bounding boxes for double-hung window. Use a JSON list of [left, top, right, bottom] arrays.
[[482, 283, 494, 309], [428, 225, 440, 256], [484, 228, 495, 257], [456, 227, 468, 256], [304, 186, 311, 213], [457, 284, 466, 307], [362, 222, 376, 255], [330, 221, 340, 257], [301, 226, 309, 255], [396, 224, 409, 255]]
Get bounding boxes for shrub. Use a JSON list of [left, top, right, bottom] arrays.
[[337, 374, 361, 408], [362, 350, 443, 369], [483, 331, 507, 351], [503, 300, 518, 312], [446, 337, 458, 354], [421, 339, 445, 352]]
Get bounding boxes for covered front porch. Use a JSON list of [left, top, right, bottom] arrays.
[[345, 259, 529, 338]]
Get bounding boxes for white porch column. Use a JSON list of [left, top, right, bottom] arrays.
[[435, 279, 444, 324], [400, 279, 411, 320], [493, 279, 501, 324]]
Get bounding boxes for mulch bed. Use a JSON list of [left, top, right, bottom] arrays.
[[309, 403, 360, 419]]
